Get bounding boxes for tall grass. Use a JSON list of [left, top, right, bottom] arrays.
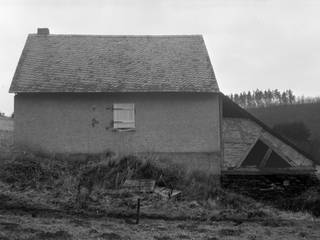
[[0, 151, 220, 204]]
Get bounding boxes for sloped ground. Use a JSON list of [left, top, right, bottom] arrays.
[[0, 130, 13, 154], [0, 117, 13, 155], [0, 116, 13, 131], [248, 103, 320, 139], [0, 153, 280, 222], [0, 152, 319, 239]]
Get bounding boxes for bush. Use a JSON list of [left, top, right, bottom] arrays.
[[0, 151, 223, 205], [0, 152, 63, 189], [217, 189, 259, 211], [76, 155, 186, 194], [276, 187, 320, 217], [181, 171, 218, 200]]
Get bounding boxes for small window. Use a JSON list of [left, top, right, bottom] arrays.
[[113, 103, 135, 129], [241, 140, 269, 167]]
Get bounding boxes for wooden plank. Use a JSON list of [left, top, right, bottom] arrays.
[[260, 134, 297, 167], [259, 148, 272, 168], [237, 136, 260, 168], [122, 179, 155, 192], [222, 167, 316, 175], [154, 187, 182, 200]]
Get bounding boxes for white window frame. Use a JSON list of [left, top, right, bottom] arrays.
[[113, 103, 135, 130]]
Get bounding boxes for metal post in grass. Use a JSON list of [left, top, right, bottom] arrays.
[[136, 198, 140, 224]]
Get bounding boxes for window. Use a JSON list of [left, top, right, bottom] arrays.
[[241, 140, 269, 167], [241, 139, 291, 168], [113, 103, 135, 130]]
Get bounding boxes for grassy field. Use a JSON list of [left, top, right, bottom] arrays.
[[0, 152, 319, 239], [248, 103, 320, 164], [248, 102, 320, 138]]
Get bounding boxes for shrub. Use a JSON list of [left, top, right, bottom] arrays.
[[0, 151, 224, 204], [0, 152, 62, 189], [217, 189, 258, 211], [276, 186, 320, 217], [180, 171, 218, 200]]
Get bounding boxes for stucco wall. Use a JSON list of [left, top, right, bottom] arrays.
[[134, 152, 221, 177], [14, 93, 221, 174], [222, 117, 314, 169]]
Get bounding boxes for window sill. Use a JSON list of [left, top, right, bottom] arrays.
[[112, 128, 136, 132]]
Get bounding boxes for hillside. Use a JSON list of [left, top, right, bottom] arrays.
[[0, 116, 13, 131], [0, 116, 13, 153], [247, 102, 320, 139]]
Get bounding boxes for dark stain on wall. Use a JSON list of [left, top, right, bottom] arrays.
[[91, 118, 99, 127]]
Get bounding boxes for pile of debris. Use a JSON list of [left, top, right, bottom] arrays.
[[122, 179, 181, 200]]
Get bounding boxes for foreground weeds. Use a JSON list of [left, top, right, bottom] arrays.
[[0, 152, 218, 204], [0, 151, 317, 223], [274, 187, 320, 217]]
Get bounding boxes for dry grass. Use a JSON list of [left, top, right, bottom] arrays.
[[0, 152, 218, 203], [274, 187, 320, 217], [0, 151, 319, 240], [0, 150, 318, 225], [0, 151, 280, 223]]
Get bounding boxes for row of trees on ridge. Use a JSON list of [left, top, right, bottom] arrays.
[[228, 89, 320, 108]]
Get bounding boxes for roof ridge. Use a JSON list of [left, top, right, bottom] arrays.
[[28, 34, 203, 38]]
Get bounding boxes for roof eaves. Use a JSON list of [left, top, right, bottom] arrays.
[[27, 33, 205, 38], [201, 36, 219, 92], [9, 34, 32, 93]]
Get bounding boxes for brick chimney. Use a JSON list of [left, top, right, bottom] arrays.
[[37, 28, 50, 35]]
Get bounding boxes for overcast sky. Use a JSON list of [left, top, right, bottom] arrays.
[[0, 0, 319, 115]]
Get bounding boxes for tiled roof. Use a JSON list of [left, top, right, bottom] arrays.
[[9, 34, 219, 93]]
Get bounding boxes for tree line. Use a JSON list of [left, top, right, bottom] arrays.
[[273, 121, 320, 164], [228, 89, 320, 108]]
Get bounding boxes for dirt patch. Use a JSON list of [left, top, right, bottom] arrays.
[[0, 210, 319, 240], [177, 223, 210, 233], [35, 230, 72, 240], [69, 218, 91, 227], [218, 228, 243, 236], [99, 232, 123, 240], [176, 234, 191, 239], [205, 237, 219, 240], [0, 222, 19, 231], [154, 235, 173, 240], [261, 219, 294, 228]]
